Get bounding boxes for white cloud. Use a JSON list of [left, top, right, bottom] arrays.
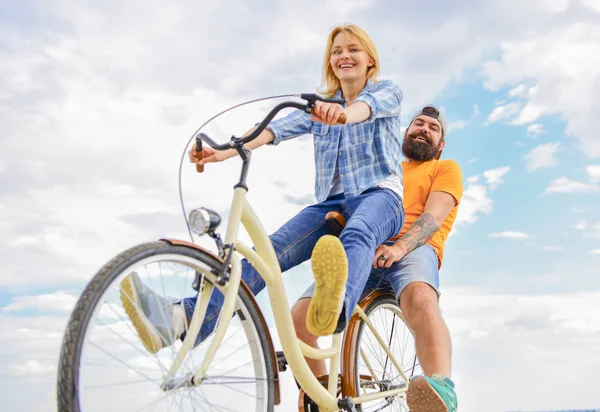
[[582, 0, 600, 12], [590, 249, 600, 255], [524, 142, 560, 171], [3, 292, 77, 313], [442, 287, 600, 412], [8, 360, 55, 377], [448, 119, 467, 132], [483, 20, 600, 157], [508, 83, 529, 98], [483, 166, 510, 189], [485, 102, 521, 124], [454, 184, 493, 227], [487, 231, 530, 239], [526, 123, 545, 138], [586, 164, 600, 183], [572, 220, 587, 230], [512, 98, 546, 125], [0, 313, 67, 410], [454, 167, 510, 233], [544, 177, 600, 194]]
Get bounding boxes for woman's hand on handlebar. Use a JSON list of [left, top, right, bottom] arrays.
[[311, 101, 347, 125], [188, 146, 234, 167]]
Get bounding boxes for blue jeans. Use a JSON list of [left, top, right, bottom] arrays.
[[182, 187, 404, 345], [301, 243, 440, 304]]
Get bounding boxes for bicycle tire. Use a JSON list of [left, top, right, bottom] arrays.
[[57, 240, 275, 412], [347, 292, 421, 412]]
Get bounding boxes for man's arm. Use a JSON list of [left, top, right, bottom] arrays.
[[373, 191, 457, 268], [395, 191, 456, 255]]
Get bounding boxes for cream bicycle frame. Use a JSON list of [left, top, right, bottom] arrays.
[[169, 187, 410, 411]]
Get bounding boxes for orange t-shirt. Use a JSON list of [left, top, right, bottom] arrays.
[[390, 159, 463, 268]]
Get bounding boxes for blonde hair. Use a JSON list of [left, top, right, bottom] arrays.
[[319, 24, 380, 98]]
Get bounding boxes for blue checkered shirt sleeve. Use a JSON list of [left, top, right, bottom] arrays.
[[355, 80, 402, 122], [266, 109, 313, 146]]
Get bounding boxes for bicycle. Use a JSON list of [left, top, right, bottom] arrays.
[[57, 94, 422, 412]]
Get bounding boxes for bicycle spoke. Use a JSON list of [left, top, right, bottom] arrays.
[[133, 391, 174, 412], [219, 382, 261, 400], [94, 316, 168, 375], [87, 340, 158, 383], [197, 387, 239, 412], [86, 378, 161, 390], [208, 339, 251, 371], [364, 331, 386, 368], [83, 361, 160, 372], [382, 313, 396, 381], [215, 358, 255, 378], [204, 375, 267, 383]]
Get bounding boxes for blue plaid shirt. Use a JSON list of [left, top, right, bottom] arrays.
[[267, 79, 403, 202]]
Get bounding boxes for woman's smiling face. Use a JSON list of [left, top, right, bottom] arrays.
[[329, 31, 372, 83]]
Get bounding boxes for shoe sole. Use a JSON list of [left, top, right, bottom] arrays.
[[120, 274, 163, 354], [406, 376, 448, 412], [306, 235, 348, 336]]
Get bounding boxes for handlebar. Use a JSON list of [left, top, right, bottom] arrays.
[[195, 94, 346, 153]]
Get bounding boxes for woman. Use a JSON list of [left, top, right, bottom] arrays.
[[119, 23, 405, 353]]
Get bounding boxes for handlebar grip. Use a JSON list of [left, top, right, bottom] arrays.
[[321, 98, 346, 105], [195, 136, 204, 173]]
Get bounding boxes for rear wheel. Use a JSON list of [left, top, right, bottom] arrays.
[[57, 241, 275, 412], [350, 293, 422, 411]]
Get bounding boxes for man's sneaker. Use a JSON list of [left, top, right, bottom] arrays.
[[119, 272, 179, 353], [407, 374, 457, 412], [306, 235, 348, 336]]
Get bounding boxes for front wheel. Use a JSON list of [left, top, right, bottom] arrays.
[[57, 241, 275, 412]]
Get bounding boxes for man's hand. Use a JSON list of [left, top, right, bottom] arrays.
[[188, 146, 235, 167], [372, 243, 407, 269], [311, 101, 346, 125]]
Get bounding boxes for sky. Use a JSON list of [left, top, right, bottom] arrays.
[[1, 0, 600, 411]]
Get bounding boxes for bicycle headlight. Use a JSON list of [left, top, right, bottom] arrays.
[[188, 207, 221, 236]]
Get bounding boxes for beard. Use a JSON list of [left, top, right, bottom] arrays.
[[401, 131, 442, 161]]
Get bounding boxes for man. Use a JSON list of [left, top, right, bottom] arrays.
[[292, 105, 463, 412]]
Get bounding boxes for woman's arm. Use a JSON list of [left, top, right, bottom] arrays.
[[190, 126, 275, 166], [354, 80, 402, 121], [312, 80, 402, 125], [311, 100, 370, 125]]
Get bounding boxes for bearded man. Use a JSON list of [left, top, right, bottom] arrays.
[[292, 105, 464, 412]]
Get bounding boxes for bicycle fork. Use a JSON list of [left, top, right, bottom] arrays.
[[160, 253, 243, 391]]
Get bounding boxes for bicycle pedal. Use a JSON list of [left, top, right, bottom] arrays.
[[276, 350, 288, 372]]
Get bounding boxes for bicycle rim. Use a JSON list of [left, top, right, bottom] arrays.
[[58, 242, 273, 412], [354, 297, 422, 412]]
